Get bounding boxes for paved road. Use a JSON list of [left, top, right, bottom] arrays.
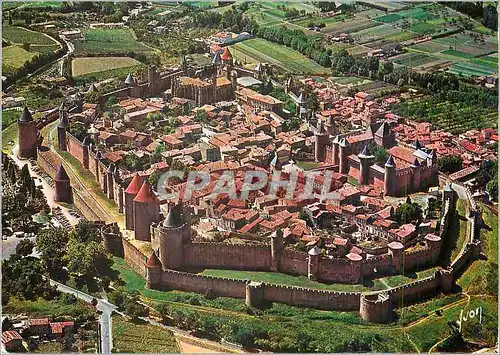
[[50, 280, 116, 354]]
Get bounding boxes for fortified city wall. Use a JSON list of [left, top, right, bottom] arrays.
[[30, 74, 482, 324]]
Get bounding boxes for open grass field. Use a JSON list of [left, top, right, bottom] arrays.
[[322, 18, 380, 34], [3, 26, 57, 45], [73, 28, 152, 55], [112, 316, 179, 353], [72, 56, 142, 77], [458, 204, 498, 295], [230, 38, 329, 75], [390, 52, 437, 67], [448, 62, 497, 77], [442, 49, 476, 60], [2, 45, 37, 76], [200, 269, 385, 292]]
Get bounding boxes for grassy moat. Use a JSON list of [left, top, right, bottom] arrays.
[[111, 249, 498, 352]]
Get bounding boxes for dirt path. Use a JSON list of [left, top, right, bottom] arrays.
[[177, 339, 220, 353]]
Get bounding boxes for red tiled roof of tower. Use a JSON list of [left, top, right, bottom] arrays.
[[134, 181, 157, 203], [146, 252, 161, 268], [2, 331, 22, 344], [221, 47, 232, 60], [125, 174, 144, 195]]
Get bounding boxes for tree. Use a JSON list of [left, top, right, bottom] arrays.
[[438, 155, 463, 174], [22, 42, 30, 51], [394, 201, 423, 224], [106, 96, 117, 107], [36, 227, 69, 280], [15, 238, 34, 257], [368, 141, 388, 165]]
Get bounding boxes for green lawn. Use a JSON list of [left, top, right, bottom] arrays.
[[458, 204, 498, 295], [2, 120, 18, 154], [406, 295, 498, 352], [72, 56, 143, 77], [112, 316, 179, 353], [200, 269, 386, 292], [73, 28, 153, 55], [2, 45, 37, 76], [296, 160, 322, 171], [450, 199, 469, 262], [230, 38, 329, 75]]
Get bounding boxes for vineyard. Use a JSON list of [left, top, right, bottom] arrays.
[[391, 86, 497, 134], [73, 28, 153, 55]]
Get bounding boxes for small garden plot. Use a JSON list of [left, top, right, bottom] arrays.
[[472, 55, 498, 69], [347, 45, 371, 57], [412, 40, 450, 53], [441, 49, 476, 59], [408, 22, 443, 35], [391, 52, 436, 67], [417, 59, 455, 72], [374, 13, 401, 23], [435, 33, 474, 46], [351, 24, 402, 44], [72, 56, 143, 77], [448, 62, 497, 77], [321, 18, 380, 34]]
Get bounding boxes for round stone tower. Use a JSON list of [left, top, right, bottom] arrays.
[[153, 203, 190, 269], [424, 233, 441, 249], [145, 251, 162, 289], [57, 101, 69, 151], [358, 144, 375, 185], [338, 138, 349, 174], [133, 180, 160, 242], [54, 163, 73, 203], [359, 292, 392, 323], [245, 281, 264, 308], [388, 241, 404, 274], [270, 229, 283, 272], [307, 245, 321, 281], [17, 106, 38, 160], [314, 120, 329, 162], [106, 163, 115, 200], [437, 267, 454, 293], [124, 174, 145, 231], [332, 135, 340, 165], [410, 158, 421, 192], [384, 155, 396, 197]]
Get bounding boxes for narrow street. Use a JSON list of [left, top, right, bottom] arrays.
[[50, 280, 116, 354]]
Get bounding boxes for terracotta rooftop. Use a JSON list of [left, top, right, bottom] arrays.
[[134, 181, 157, 203], [146, 252, 162, 268], [125, 174, 144, 195]]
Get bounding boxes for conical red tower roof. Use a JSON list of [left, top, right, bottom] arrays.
[[221, 47, 232, 61], [146, 252, 161, 268], [125, 174, 144, 195], [134, 181, 157, 203], [55, 164, 70, 181]]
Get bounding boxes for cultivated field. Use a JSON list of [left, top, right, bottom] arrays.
[[72, 56, 142, 77], [73, 28, 152, 55], [2, 45, 36, 76], [230, 38, 329, 75], [2, 26, 57, 45], [112, 316, 179, 353]]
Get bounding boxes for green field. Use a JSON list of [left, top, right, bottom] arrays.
[[391, 52, 437, 67], [3, 26, 57, 45], [458, 205, 498, 295], [2, 45, 37, 76], [448, 62, 497, 77], [230, 38, 329, 75], [442, 49, 476, 59], [374, 13, 401, 23], [73, 28, 153, 55], [112, 316, 179, 353], [72, 56, 142, 77]]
